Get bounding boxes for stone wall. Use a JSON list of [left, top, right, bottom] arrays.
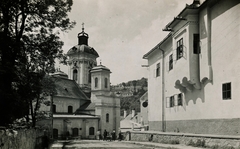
[[125, 131, 240, 148], [149, 118, 240, 135], [0, 128, 44, 149]]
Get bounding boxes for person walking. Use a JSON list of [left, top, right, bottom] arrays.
[[103, 129, 107, 141]]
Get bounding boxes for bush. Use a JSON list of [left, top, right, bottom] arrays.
[[187, 139, 206, 148]]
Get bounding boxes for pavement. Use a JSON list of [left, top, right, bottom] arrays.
[[50, 139, 208, 149]]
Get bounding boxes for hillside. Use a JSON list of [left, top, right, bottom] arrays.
[[111, 77, 148, 116]]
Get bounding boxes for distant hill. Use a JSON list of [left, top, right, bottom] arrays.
[[111, 77, 148, 116]]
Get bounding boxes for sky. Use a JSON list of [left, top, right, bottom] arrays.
[[58, 0, 193, 85]]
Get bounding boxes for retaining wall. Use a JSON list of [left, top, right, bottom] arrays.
[[125, 131, 240, 148], [0, 128, 44, 149]]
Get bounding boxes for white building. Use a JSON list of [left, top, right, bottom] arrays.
[[143, 0, 240, 135], [38, 26, 120, 139]]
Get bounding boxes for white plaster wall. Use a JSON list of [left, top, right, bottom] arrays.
[[164, 0, 240, 121], [53, 97, 80, 113], [147, 0, 240, 123], [147, 50, 163, 122]]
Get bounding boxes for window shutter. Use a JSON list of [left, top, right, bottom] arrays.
[[174, 94, 178, 106], [183, 46, 187, 59], [166, 61, 169, 72], [153, 69, 156, 78], [173, 48, 177, 61], [166, 97, 170, 108]]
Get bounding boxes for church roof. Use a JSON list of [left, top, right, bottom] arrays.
[[91, 64, 111, 73], [77, 101, 96, 111], [53, 76, 90, 100], [67, 44, 99, 57]]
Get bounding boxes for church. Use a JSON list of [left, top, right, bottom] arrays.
[[48, 25, 120, 139]]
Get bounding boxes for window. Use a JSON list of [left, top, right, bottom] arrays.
[[169, 54, 173, 71], [95, 77, 98, 88], [177, 93, 183, 106], [53, 104, 56, 113], [177, 38, 183, 60], [105, 78, 108, 88], [222, 83, 231, 100], [88, 70, 91, 83], [170, 96, 174, 107], [156, 63, 160, 77], [68, 106, 73, 113], [72, 128, 79, 137], [89, 127, 95, 135], [193, 34, 200, 54], [73, 69, 78, 81], [53, 129, 58, 139], [106, 113, 109, 123]]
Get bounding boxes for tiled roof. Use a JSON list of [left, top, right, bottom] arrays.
[[53, 76, 89, 100]]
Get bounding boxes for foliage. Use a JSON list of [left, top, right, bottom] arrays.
[[187, 139, 206, 148], [0, 0, 75, 126], [114, 78, 148, 116]]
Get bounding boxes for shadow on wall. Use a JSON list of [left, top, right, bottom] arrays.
[[182, 79, 211, 108]]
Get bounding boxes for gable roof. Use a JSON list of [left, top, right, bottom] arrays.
[[53, 76, 89, 100]]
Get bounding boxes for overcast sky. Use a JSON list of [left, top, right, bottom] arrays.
[[58, 0, 193, 85]]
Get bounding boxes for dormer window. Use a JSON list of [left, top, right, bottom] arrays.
[[177, 38, 183, 60]]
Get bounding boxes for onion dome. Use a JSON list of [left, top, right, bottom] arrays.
[[67, 23, 99, 57]]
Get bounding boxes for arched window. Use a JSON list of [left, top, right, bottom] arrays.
[[68, 106, 73, 114], [88, 70, 91, 83], [89, 127, 94, 135], [72, 128, 79, 137], [95, 77, 98, 88], [104, 78, 108, 88], [73, 69, 78, 81], [106, 113, 109, 123], [53, 104, 56, 113]]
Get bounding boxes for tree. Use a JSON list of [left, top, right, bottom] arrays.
[[0, 0, 75, 126]]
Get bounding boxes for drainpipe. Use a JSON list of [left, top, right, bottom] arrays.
[[159, 47, 165, 132], [207, 2, 213, 82]]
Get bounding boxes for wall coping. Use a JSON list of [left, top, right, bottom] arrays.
[[129, 131, 240, 140]]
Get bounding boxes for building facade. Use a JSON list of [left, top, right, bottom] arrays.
[[143, 0, 240, 135], [42, 26, 120, 139]]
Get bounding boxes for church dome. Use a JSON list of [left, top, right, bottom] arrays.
[[67, 45, 99, 57], [67, 24, 99, 57], [52, 70, 68, 79]]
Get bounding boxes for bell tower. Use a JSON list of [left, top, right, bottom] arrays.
[[67, 23, 99, 93], [90, 62, 111, 95]]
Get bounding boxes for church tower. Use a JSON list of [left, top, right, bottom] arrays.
[[67, 24, 99, 93], [90, 63, 111, 95]]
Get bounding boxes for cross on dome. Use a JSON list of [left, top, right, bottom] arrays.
[[82, 23, 84, 32]]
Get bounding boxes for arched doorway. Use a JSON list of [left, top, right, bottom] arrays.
[[72, 128, 79, 137], [53, 128, 58, 139]]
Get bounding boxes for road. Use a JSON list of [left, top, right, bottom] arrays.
[[50, 140, 169, 149]]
